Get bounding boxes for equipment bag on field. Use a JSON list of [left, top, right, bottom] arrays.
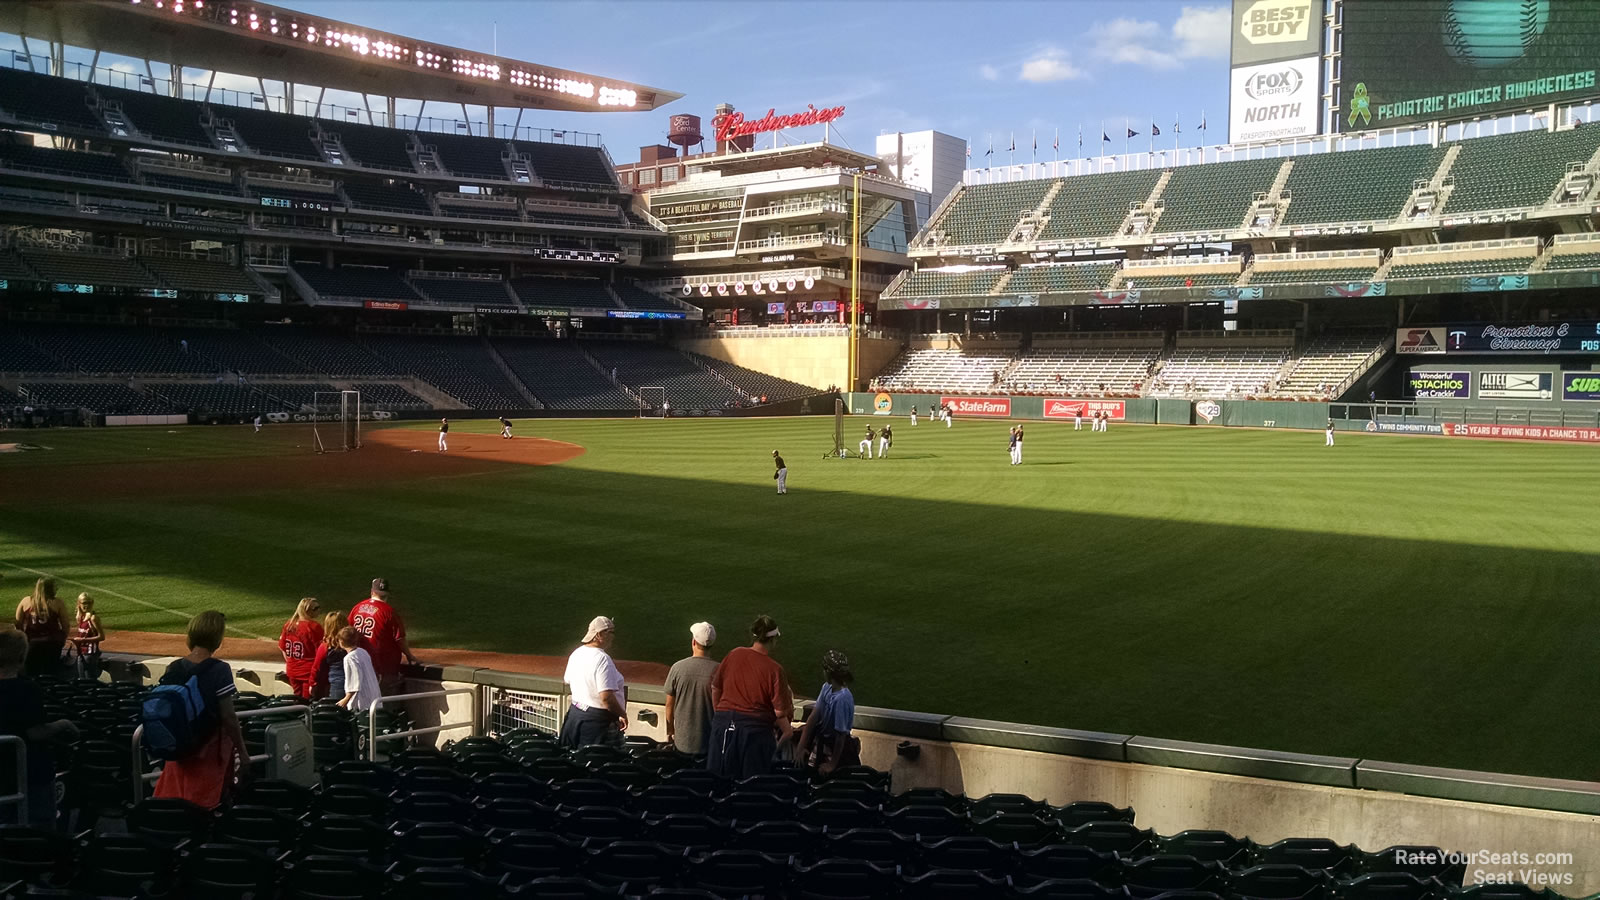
[[140, 658, 223, 760]]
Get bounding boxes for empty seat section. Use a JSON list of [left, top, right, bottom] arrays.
[[254, 328, 396, 378], [342, 179, 432, 215], [586, 341, 745, 408], [1281, 145, 1446, 225], [1006, 347, 1161, 394], [1249, 265, 1378, 285], [0, 145, 130, 181], [0, 68, 105, 132], [1444, 127, 1600, 213], [1277, 332, 1388, 396], [141, 258, 262, 295], [411, 277, 518, 310], [612, 282, 687, 313], [891, 268, 1006, 298], [96, 86, 213, 147], [492, 338, 636, 409], [0, 328, 64, 372], [18, 381, 169, 414], [685, 351, 820, 399], [223, 106, 322, 161], [1040, 169, 1162, 241], [875, 348, 1015, 393], [255, 383, 340, 410], [1386, 253, 1536, 279], [148, 383, 283, 414], [140, 171, 240, 195], [349, 382, 432, 410], [361, 335, 528, 409], [19, 251, 159, 289], [21, 324, 212, 374], [1006, 263, 1118, 294], [932, 179, 1055, 246], [513, 141, 616, 188], [1155, 157, 1282, 234], [510, 276, 615, 309], [322, 120, 417, 171], [525, 208, 623, 228], [292, 265, 420, 302], [438, 199, 523, 221], [174, 329, 304, 374], [1151, 346, 1289, 397], [1542, 244, 1600, 271], [424, 132, 512, 180]]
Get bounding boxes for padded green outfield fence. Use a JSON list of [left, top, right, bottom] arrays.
[[850, 394, 1324, 429]]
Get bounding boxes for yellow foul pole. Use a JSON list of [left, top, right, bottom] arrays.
[[849, 172, 861, 392]]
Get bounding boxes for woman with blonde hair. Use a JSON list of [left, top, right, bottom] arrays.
[[72, 592, 106, 680], [277, 597, 324, 701], [14, 577, 67, 677], [312, 608, 347, 701]]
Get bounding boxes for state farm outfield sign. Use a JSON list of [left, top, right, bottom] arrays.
[[941, 396, 1011, 417], [1042, 399, 1126, 420]]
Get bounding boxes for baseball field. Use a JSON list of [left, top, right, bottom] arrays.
[[1, 416, 1596, 780]]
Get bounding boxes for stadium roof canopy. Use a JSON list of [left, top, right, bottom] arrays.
[[701, 143, 890, 178], [0, 0, 682, 112]]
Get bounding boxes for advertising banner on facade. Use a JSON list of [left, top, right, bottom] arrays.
[[1231, 0, 1326, 66], [1396, 327, 1448, 354], [1042, 399, 1127, 420], [1365, 421, 1445, 435], [1229, 55, 1323, 144], [1561, 371, 1600, 401], [940, 396, 1012, 417], [1406, 370, 1471, 399], [1477, 371, 1553, 400], [1443, 423, 1600, 443]]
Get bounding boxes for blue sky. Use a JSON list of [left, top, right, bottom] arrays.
[[291, 0, 1234, 161]]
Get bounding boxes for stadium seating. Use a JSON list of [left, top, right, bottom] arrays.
[[512, 141, 616, 189], [1005, 347, 1161, 395], [491, 337, 637, 410], [1006, 263, 1119, 294], [1281, 145, 1446, 225], [875, 348, 1015, 393], [438, 198, 524, 221], [0, 68, 104, 133], [140, 170, 241, 195], [1385, 241, 1538, 279], [323, 119, 418, 172], [1120, 257, 1242, 291], [1276, 332, 1388, 397], [173, 328, 306, 374], [223, 106, 323, 161], [1249, 266, 1379, 285], [0, 144, 131, 182], [292, 265, 421, 302], [140, 257, 262, 295], [147, 382, 283, 414], [686, 351, 820, 401], [17, 381, 169, 413], [341, 179, 434, 216], [245, 181, 340, 205], [18, 250, 160, 289], [254, 382, 342, 411], [584, 341, 747, 408], [895, 268, 1006, 297], [0, 328, 63, 373], [510, 276, 616, 309], [927, 180, 1057, 246], [20, 324, 213, 375], [613, 282, 690, 313], [1246, 250, 1381, 286], [1040, 169, 1161, 241], [349, 382, 432, 410], [361, 334, 529, 409], [1151, 346, 1289, 397], [96, 86, 213, 147], [1541, 235, 1600, 271], [411, 277, 520, 310], [253, 328, 397, 378], [1154, 157, 1283, 234], [425, 132, 513, 181], [1443, 126, 1600, 214]]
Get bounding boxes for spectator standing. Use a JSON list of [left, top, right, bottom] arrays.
[[335, 627, 381, 713], [664, 622, 719, 756], [72, 593, 105, 681], [14, 578, 67, 678], [153, 611, 248, 810], [312, 609, 347, 701], [278, 597, 324, 701], [350, 578, 417, 694], [560, 616, 627, 749], [706, 615, 794, 779], [796, 650, 859, 776], [0, 628, 78, 827]]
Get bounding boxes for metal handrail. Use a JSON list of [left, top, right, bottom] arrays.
[[0, 735, 24, 823], [368, 688, 480, 761], [130, 704, 311, 803]]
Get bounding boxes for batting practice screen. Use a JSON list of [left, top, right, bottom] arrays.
[[1340, 0, 1600, 131]]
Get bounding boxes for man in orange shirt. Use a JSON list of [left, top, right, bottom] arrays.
[[349, 578, 418, 694], [707, 614, 794, 778]]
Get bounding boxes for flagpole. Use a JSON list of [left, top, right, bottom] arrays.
[[1123, 117, 1128, 160]]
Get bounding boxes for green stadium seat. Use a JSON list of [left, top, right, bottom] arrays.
[[1249, 266, 1378, 285], [1040, 170, 1162, 241], [1155, 158, 1282, 234], [1281, 145, 1446, 226], [1443, 127, 1600, 214], [1007, 263, 1119, 294], [1540, 249, 1600, 271], [930, 179, 1056, 246]]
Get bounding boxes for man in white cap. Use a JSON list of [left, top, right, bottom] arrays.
[[558, 615, 627, 749], [663, 622, 719, 756]]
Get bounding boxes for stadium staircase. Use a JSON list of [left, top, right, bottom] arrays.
[[1369, 254, 1398, 283], [1003, 180, 1063, 246], [1547, 143, 1600, 208], [576, 346, 642, 405], [1120, 168, 1173, 237], [678, 349, 753, 401], [481, 338, 546, 410]]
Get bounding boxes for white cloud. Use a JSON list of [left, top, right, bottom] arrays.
[[1089, 4, 1229, 70], [1019, 47, 1084, 83], [978, 63, 1000, 81]]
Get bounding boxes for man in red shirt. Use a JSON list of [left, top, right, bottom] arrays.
[[349, 578, 418, 693]]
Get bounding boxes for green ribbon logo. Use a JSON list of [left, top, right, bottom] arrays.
[[1348, 82, 1372, 128]]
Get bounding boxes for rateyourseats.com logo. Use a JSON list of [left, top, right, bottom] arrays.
[[1393, 849, 1576, 889]]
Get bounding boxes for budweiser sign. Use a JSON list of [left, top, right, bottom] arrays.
[[940, 396, 1011, 417], [1043, 399, 1126, 420], [714, 104, 846, 142]]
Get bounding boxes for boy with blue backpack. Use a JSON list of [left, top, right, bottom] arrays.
[[144, 610, 247, 809]]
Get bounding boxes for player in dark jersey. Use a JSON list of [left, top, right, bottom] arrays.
[[772, 450, 787, 494], [878, 424, 893, 457], [858, 425, 876, 459], [500, 416, 513, 439], [438, 417, 449, 452]]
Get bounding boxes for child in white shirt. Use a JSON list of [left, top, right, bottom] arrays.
[[336, 627, 382, 713]]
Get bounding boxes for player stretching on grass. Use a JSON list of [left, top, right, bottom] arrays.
[[773, 450, 787, 494], [858, 425, 876, 459], [438, 418, 449, 452], [500, 416, 513, 439]]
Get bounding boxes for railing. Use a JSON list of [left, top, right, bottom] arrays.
[[743, 199, 849, 221], [1123, 255, 1239, 270], [1333, 336, 1393, 399], [0, 736, 24, 823], [1333, 401, 1600, 430], [1253, 248, 1382, 264], [1551, 232, 1600, 247], [130, 705, 311, 803], [1390, 236, 1540, 258], [736, 233, 847, 252], [369, 688, 481, 760], [245, 171, 336, 190]]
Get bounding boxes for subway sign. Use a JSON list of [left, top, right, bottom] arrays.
[[1562, 372, 1600, 401]]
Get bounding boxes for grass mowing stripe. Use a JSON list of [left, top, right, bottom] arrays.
[[0, 557, 273, 640]]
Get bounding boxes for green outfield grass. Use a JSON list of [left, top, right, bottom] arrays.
[[2, 417, 1597, 780]]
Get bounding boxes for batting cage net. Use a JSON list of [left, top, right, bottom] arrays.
[[312, 390, 361, 453], [639, 386, 667, 418], [825, 396, 845, 457]]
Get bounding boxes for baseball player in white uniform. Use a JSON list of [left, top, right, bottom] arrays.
[[438, 417, 449, 451], [858, 425, 875, 459], [1074, 410, 1083, 431], [944, 404, 953, 428], [254, 413, 262, 433], [500, 416, 513, 439], [909, 406, 918, 426], [1325, 420, 1335, 447]]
